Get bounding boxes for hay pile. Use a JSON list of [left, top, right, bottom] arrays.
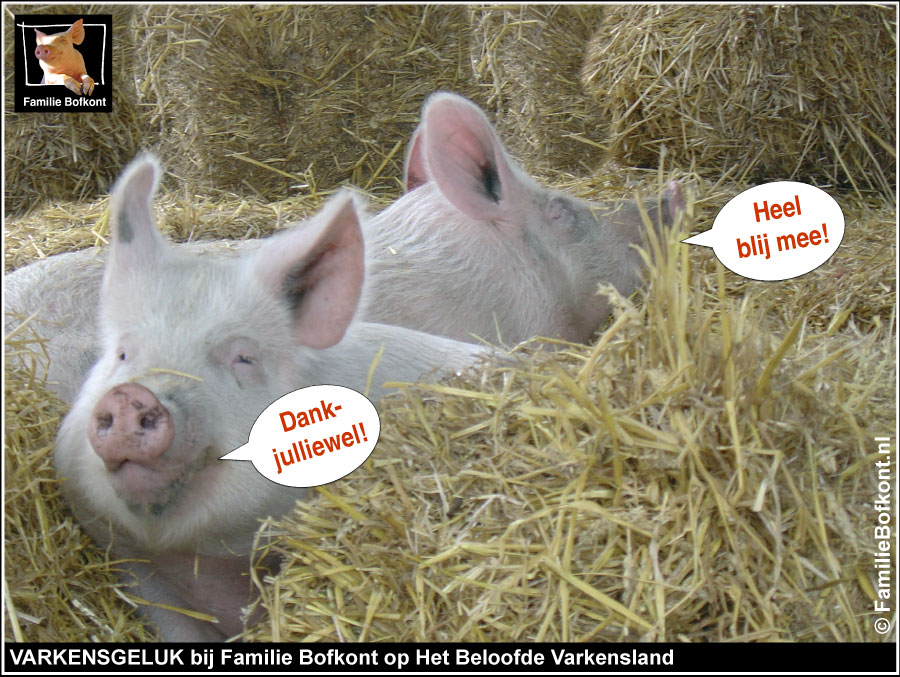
[[5, 5, 612, 215], [4, 5, 894, 216], [240, 191, 895, 642], [582, 5, 896, 196]]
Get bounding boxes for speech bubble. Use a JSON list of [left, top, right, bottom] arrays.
[[682, 181, 844, 281], [221, 384, 380, 488]]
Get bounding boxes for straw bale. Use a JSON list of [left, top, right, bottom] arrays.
[[241, 189, 895, 642], [133, 5, 477, 204], [582, 5, 896, 196], [469, 5, 605, 176], [4, 5, 145, 217]]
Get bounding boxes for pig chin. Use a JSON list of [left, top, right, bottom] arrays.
[[109, 446, 213, 517]]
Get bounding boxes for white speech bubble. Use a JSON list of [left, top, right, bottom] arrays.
[[220, 384, 380, 488], [682, 181, 845, 281]]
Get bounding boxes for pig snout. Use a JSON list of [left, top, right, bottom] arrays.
[[88, 383, 174, 473], [34, 44, 52, 61]]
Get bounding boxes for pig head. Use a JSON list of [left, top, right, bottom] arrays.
[[361, 92, 684, 345], [34, 18, 94, 96]]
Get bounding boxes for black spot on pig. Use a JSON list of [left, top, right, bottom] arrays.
[[118, 211, 134, 243]]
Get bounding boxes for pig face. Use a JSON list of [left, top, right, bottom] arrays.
[[362, 92, 683, 345], [34, 19, 86, 68], [54, 155, 365, 556], [33, 18, 94, 95]]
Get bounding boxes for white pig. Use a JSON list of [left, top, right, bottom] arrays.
[[34, 18, 95, 96], [52, 154, 488, 641], [359, 92, 684, 345]]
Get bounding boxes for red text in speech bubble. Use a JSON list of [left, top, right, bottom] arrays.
[[220, 384, 380, 488]]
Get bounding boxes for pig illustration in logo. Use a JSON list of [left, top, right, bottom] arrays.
[[34, 18, 94, 96]]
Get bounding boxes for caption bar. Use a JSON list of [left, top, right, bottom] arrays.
[[6, 643, 895, 673]]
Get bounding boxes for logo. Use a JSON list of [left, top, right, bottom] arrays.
[[14, 14, 112, 113]]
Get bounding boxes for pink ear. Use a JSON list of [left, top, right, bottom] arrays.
[[253, 191, 365, 349], [403, 125, 428, 192], [68, 18, 85, 45], [422, 93, 524, 224], [664, 180, 685, 225], [34, 29, 46, 40]]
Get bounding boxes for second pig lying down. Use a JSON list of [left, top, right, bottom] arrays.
[[5, 93, 682, 403], [49, 155, 489, 641], [360, 92, 684, 344]]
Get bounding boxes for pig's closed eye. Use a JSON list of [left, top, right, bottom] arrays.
[[230, 353, 263, 388], [118, 351, 127, 361], [213, 337, 263, 387], [547, 196, 577, 231], [228, 344, 263, 387]]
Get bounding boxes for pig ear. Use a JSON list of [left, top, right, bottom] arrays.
[[252, 190, 365, 349], [663, 180, 685, 227], [68, 18, 85, 45], [403, 125, 428, 192], [421, 93, 525, 226], [105, 154, 167, 276], [34, 29, 46, 39]]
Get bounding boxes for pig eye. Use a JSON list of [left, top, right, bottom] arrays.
[[229, 351, 263, 389], [214, 337, 264, 389], [547, 196, 577, 231], [113, 336, 138, 363]]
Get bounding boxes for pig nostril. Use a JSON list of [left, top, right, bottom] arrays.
[[96, 413, 113, 431], [140, 414, 158, 430]]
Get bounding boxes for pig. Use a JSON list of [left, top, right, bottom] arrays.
[[33, 18, 94, 96], [51, 154, 489, 641], [359, 92, 685, 345]]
